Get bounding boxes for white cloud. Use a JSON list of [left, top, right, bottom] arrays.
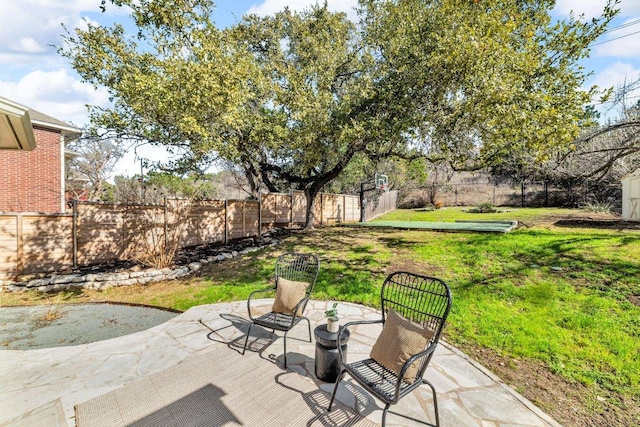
[[555, 0, 640, 19], [15, 37, 47, 54], [247, 0, 359, 21], [590, 62, 640, 96], [0, 0, 118, 67], [0, 68, 109, 126], [554, 0, 609, 19]]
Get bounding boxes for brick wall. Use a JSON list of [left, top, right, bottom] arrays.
[[0, 126, 62, 213]]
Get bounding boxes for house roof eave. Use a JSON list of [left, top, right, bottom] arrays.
[[0, 98, 37, 151]]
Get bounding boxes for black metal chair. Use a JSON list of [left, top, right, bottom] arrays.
[[327, 271, 452, 427], [242, 252, 320, 368]]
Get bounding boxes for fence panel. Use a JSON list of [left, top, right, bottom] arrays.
[[344, 195, 359, 222], [292, 191, 307, 224], [227, 200, 260, 240], [0, 189, 381, 279], [77, 204, 125, 265], [261, 193, 293, 226], [22, 214, 73, 275], [0, 214, 73, 279], [364, 190, 398, 221], [122, 205, 166, 260], [191, 200, 226, 245], [0, 216, 18, 277]]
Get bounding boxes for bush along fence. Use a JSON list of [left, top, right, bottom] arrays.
[[0, 190, 394, 283]]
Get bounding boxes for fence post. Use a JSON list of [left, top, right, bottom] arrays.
[[544, 181, 549, 207], [359, 182, 365, 222], [521, 181, 525, 207], [72, 199, 78, 269], [454, 185, 458, 206], [290, 190, 294, 228], [343, 194, 346, 223], [163, 197, 168, 252], [16, 214, 23, 277], [122, 204, 127, 259], [242, 200, 246, 237], [258, 195, 262, 237], [493, 181, 497, 205], [224, 199, 229, 244]]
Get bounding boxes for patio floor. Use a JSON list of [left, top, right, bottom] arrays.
[[0, 300, 561, 427]]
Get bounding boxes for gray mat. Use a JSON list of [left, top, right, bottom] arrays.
[[75, 345, 378, 427]]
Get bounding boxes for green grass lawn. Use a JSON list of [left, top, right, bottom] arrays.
[[4, 207, 639, 424]]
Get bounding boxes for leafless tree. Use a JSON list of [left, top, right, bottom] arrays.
[[543, 79, 640, 200], [66, 133, 126, 200]]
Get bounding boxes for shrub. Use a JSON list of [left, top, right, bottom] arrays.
[[584, 201, 613, 214], [468, 202, 498, 213]]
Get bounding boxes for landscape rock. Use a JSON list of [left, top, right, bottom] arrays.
[[137, 276, 157, 285], [51, 275, 79, 285], [27, 278, 51, 288], [99, 273, 130, 282], [145, 269, 164, 277], [129, 271, 147, 278]]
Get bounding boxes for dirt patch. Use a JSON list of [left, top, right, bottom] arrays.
[[460, 345, 640, 427]]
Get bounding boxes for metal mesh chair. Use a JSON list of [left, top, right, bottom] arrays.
[[327, 272, 452, 427], [242, 252, 320, 368]]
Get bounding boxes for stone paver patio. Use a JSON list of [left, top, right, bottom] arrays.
[[0, 300, 562, 427]]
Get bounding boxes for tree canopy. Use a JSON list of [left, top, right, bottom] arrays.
[[61, 0, 617, 227]]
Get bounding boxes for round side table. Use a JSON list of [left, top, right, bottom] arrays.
[[314, 324, 350, 383]]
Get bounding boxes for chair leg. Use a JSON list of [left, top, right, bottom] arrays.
[[381, 403, 391, 427], [327, 369, 347, 412], [423, 379, 440, 427], [283, 329, 289, 368], [304, 317, 312, 342], [242, 323, 253, 355]]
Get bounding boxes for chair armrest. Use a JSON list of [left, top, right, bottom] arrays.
[[287, 297, 310, 327], [247, 287, 276, 320], [393, 341, 439, 396]]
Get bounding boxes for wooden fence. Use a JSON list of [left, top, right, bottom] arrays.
[[364, 190, 398, 221], [0, 190, 372, 279]]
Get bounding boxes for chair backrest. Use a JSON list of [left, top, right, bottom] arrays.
[[275, 253, 320, 297], [380, 271, 452, 348]]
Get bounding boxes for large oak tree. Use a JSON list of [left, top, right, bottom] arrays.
[[61, 0, 617, 228]]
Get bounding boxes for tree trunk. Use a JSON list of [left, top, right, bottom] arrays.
[[303, 187, 320, 230]]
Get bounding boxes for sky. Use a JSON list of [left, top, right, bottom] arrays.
[[1, 0, 639, 177]]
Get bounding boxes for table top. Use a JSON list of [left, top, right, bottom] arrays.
[[314, 323, 350, 347]]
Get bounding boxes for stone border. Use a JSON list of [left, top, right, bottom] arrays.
[[1, 236, 281, 293]]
